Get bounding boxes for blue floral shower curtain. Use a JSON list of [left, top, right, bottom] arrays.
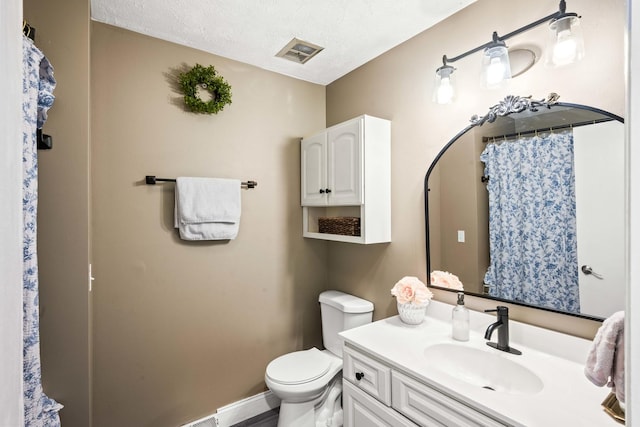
[[22, 34, 62, 426], [480, 129, 580, 313]]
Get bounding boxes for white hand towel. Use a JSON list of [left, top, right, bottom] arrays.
[[174, 177, 241, 240], [584, 311, 625, 403]]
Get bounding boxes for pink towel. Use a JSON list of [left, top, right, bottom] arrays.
[[584, 311, 625, 403]]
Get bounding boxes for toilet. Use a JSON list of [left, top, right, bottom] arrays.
[[265, 290, 374, 427]]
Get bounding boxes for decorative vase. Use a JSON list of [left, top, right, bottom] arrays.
[[397, 301, 429, 325]]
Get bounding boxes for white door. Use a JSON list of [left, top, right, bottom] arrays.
[[301, 133, 327, 206], [574, 120, 625, 318], [327, 119, 363, 205]]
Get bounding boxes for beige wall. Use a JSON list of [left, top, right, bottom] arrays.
[[90, 23, 327, 426], [436, 130, 488, 291], [326, 0, 625, 337], [23, 0, 92, 426], [430, 128, 490, 293]]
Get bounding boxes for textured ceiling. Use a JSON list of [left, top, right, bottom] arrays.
[[90, 0, 476, 85]]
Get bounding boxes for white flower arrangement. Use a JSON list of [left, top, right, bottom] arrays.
[[390, 276, 433, 305], [430, 270, 464, 290]]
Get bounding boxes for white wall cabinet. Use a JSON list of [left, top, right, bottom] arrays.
[[301, 119, 362, 206], [301, 115, 390, 244]]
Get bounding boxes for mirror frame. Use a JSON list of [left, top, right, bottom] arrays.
[[424, 94, 624, 321]]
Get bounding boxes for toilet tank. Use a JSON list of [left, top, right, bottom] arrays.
[[319, 290, 374, 357]]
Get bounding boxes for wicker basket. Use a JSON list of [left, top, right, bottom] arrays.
[[318, 217, 361, 236]]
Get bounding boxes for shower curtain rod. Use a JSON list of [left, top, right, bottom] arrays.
[[145, 175, 257, 188], [482, 117, 614, 143], [23, 20, 35, 40]]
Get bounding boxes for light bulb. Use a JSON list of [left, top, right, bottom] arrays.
[[546, 15, 584, 67], [481, 42, 511, 89], [436, 77, 454, 104], [433, 64, 455, 104], [553, 28, 578, 65], [486, 57, 506, 86]]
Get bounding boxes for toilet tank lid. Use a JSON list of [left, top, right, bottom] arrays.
[[319, 291, 374, 313]]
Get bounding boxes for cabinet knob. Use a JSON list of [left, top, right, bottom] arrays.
[[319, 189, 325, 194], [355, 372, 365, 381], [325, 188, 332, 194]]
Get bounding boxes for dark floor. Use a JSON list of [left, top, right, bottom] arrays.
[[230, 408, 279, 427]]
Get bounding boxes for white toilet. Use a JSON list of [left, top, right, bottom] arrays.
[[265, 290, 374, 427]]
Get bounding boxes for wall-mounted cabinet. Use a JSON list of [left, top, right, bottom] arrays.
[[301, 115, 390, 244]]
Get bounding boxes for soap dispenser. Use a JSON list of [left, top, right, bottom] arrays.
[[452, 292, 470, 341]]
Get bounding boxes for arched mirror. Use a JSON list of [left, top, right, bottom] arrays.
[[425, 94, 625, 321]]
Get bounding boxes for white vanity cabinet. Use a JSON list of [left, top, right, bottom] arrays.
[[341, 302, 619, 427], [301, 115, 390, 244], [343, 346, 417, 427], [343, 344, 508, 427]]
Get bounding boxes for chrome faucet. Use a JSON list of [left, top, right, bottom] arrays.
[[484, 306, 521, 355]]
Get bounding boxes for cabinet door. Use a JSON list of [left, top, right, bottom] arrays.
[[327, 119, 363, 205], [343, 346, 392, 405], [392, 371, 507, 427], [301, 133, 327, 206], [344, 380, 417, 427]]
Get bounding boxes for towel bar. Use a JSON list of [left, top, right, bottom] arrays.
[[145, 175, 257, 188]]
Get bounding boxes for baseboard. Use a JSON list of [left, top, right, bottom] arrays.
[[180, 391, 280, 427], [214, 390, 280, 427]]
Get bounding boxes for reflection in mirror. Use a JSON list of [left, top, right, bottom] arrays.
[[425, 95, 625, 320]]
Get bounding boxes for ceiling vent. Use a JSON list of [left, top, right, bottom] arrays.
[[276, 38, 324, 64]]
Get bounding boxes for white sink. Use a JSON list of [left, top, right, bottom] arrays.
[[423, 343, 544, 395]]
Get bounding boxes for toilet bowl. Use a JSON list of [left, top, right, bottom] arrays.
[[265, 291, 374, 427], [266, 348, 342, 426]]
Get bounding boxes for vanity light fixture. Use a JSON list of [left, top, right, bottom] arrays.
[[433, 0, 583, 104], [480, 36, 511, 89], [433, 62, 456, 104], [546, 12, 584, 66]]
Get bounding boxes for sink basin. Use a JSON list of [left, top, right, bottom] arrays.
[[423, 343, 544, 395]]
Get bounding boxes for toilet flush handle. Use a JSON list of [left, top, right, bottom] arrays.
[[355, 372, 365, 381]]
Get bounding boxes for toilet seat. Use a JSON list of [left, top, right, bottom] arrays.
[[266, 348, 333, 385]]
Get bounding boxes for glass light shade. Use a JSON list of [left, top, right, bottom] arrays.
[[433, 65, 456, 104], [481, 43, 511, 89], [546, 15, 585, 67]]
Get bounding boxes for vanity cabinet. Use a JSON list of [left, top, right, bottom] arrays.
[[343, 344, 507, 427], [343, 346, 417, 426], [341, 301, 619, 427], [301, 115, 390, 244]]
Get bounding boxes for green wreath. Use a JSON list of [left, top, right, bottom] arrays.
[[178, 64, 232, 114]]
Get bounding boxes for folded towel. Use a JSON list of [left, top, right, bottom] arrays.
[[584, 311, 625, 403], [174, 177, 241, 240]]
